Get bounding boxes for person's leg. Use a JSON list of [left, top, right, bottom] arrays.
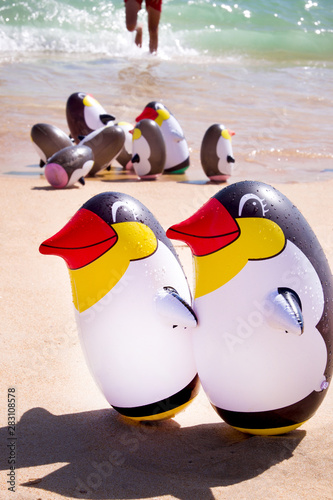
[[125, 0, 143, 47], [147, 6, 160, 53]]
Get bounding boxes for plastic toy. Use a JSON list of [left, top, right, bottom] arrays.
[[167, 180, 333, 435], [79, 124, 125, 176], [136, 101, 189, 174], [201, 124, 235, 181], [66, 92, 115, 143], [131, 119, 166, 179], [39, 192, 199, 420], [44, 145, 94, 188]]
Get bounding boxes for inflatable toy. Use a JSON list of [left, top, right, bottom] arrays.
[[167, 180, 333, 435], [30, 123, 73, 167], [44, 145, 94, 188], [136, 101, 190, 174], [115, 121, 134, 169], [66, 92, 115, 143], [131, 119, 166, 179], [201, 124, 235, 181], [39, 192, 199, 420], [79, 124, 125, 176]]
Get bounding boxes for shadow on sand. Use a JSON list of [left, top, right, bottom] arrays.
[[1, 406, 305, 499]]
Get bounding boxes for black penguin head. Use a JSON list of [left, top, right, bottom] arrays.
[[212, 181, 314, 246], [82, 192, 178, 259]]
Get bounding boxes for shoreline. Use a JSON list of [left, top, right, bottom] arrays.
[[2, 153, 333, 185], [1, 174, 332, 499]]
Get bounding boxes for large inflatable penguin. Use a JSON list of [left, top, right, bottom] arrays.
[[30, 123, 73, 167], [200, 124, 235, 182], [79, 124, 125, 176], [66, 92, 115, 144], [167, 181, 333, 435], [131, 119, 166, 179], [44, 145, 94, 188], [39, 192, 199, 420], [135, 101, 190, 174]]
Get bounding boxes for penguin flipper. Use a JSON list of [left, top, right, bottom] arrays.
[[100, 114, 115, 125], [131, 153, 140, 164], [155, 286, 197, 329], [268, 287, 304, 335], [170, 129, 185, 143]]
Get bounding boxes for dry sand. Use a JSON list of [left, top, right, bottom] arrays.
[[1, 173, 333, 500]]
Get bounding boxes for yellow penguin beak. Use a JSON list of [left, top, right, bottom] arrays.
[[83, 94, 98, 107], [132, 128, 142, 141]]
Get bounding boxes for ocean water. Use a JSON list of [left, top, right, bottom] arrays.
[[1, 0, 333, 182]]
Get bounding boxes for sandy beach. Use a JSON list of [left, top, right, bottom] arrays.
[[1, 0, 333, 497], [1, 171, 332, 500]]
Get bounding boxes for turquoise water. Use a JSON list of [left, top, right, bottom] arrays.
[[0, 0, 332, 181], [1, 0, 332, 60]]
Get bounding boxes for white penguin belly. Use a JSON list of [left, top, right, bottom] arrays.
[[161, 119, 188, 168], [193, 241, 327, 412], [76, 243, 196, 408], [217, 138, 233, 176], [132, 136, 151, 177]]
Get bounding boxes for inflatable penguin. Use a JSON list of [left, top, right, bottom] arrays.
[[66, 92, 115, 144], [44, 145, 94, 188], [131, 119, 166, 179], [39, 192, 199, 420], [115, 121, 134, 169], [167, 181, 333, 435], [201, 124, 235, 182], [136, 101, 190, 174], [30, 123, 73, 167], [79, 124, 125, 176]]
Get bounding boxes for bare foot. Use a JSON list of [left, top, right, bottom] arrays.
[[135, 24, 143, 48]]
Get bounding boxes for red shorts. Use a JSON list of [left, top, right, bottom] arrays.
[[125, 0, 162, 13]]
